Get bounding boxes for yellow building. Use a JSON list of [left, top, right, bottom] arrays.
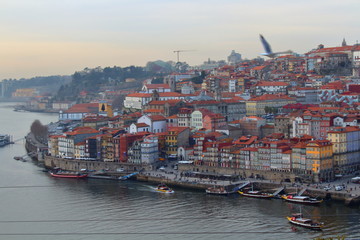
[[165, 127, 190, 157], [12, 88, 37, 98], [48, 135, 62, 157], [74, 142, 86, 159], [101, 134, 115, 162], [306, 140, 333, 182], [98, 102, 114, 117], [246, 94, 296, 116]]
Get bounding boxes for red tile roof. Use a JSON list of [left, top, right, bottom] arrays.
[[126, 93, 152, 98], [135, 123, 149, 128], [249, 94, 294, 101], [158, 92, 183, 97], [144, 84, 170, 89], [256, 81, 289, 87], [64, 103, 99, 113], [149, 115, 166, 121], [168, 127, 189, 133], [148, 99, 182, 106], [252, 66, 266, 71], [143, 109, 164, 113]]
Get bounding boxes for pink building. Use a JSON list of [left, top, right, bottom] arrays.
[[203, 113, 227, 131]]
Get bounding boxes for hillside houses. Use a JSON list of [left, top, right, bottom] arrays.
[[47, 39, 360, 183]]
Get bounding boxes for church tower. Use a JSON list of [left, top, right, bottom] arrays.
[[164, 75, 176, 92], [342, 38, 347, 46]]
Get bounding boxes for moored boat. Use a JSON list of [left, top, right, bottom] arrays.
[[238, 184, 273, 198], [155, 183, 174, 193], [0, 134, 11, 147], [282, 195, 322, 204], [206, 186, 235, 195], [287, 213, 324, 230], [238, 189, 273, 199], [50, 171, 88, 179]]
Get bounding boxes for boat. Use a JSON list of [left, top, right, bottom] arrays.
[[238, 184, 273, 199], [50, 171, 88, 179], [287, 212, 324, 230], [118, 172, 139, 181], [238, 189, 273, 199], [0, 134, 11, 147], [206, 186, 235, 195], [155, 183, 174, 193], [282, 195, 323, 204]]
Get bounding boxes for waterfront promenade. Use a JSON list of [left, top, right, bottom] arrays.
[[140, 167, 360, 205], [26, 133, 360, 205]]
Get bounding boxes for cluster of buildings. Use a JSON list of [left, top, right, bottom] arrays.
[[46, 41, 360, 183]]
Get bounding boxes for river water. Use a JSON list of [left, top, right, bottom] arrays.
[[0, 102, 359, 240]]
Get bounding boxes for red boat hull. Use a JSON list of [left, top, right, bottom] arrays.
[[50, 172, 88, 178]]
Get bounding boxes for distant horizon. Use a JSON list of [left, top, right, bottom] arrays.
[[1, 0, 359, 79]]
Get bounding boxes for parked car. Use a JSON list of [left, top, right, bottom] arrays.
[[323, 186, 332, 191], [335, 185, 344, 191]]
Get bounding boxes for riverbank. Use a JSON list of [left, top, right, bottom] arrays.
[[41, 154, 360, 206], [27, 135, 360, 207], [137, 169, 360, 206]]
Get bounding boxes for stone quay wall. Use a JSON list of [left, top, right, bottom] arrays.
[[178, 164, 297, 182], [44, 156, 152, 173]]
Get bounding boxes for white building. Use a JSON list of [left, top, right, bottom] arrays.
[[129, 123, 150, 134], [137, 114, 167, 133], [190, 108, 212, 130], [123, 93, 152, 110], [141, 135, 159, 164], [141, 84, 171, 93]]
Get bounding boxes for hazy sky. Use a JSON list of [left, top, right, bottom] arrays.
[[1, 0, 359, 79]]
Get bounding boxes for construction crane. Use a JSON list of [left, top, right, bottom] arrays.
[[173, 50, 195, 63]]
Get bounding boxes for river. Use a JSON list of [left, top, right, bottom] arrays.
[[0, 102, 359, 240]]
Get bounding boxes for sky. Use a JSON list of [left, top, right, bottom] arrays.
[[0, 0, 359, 80]]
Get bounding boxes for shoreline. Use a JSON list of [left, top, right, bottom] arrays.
[[26, 133, 360, 207], [136, 170, 360, 206]]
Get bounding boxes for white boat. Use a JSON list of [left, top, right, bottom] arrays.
[[282, 195, 323, 205], [287, 212, 324, 230]]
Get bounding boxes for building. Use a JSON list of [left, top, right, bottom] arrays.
[[246, 94, 296, 116], [227, 50, 242, 65], [177, 108, 192, 127], [141, 84, 171, 93], [141, 135, 159, 164], [254, 81, 289, 96], [203, 113, 227, 131], [327, 126, 360, 175], [57, 127, 99, 158], [82, 115, 109, 129], [12, 88, 37, 98], [59, 103, 99, 121], [129, 123, 150, 134], [190, 108, 212, 130], [165, 127, 190, 158], [137, 114, 167, 133], [305, 140, 333, 182], [145, 99, 185, 117], [238, 116, 266, 137]]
